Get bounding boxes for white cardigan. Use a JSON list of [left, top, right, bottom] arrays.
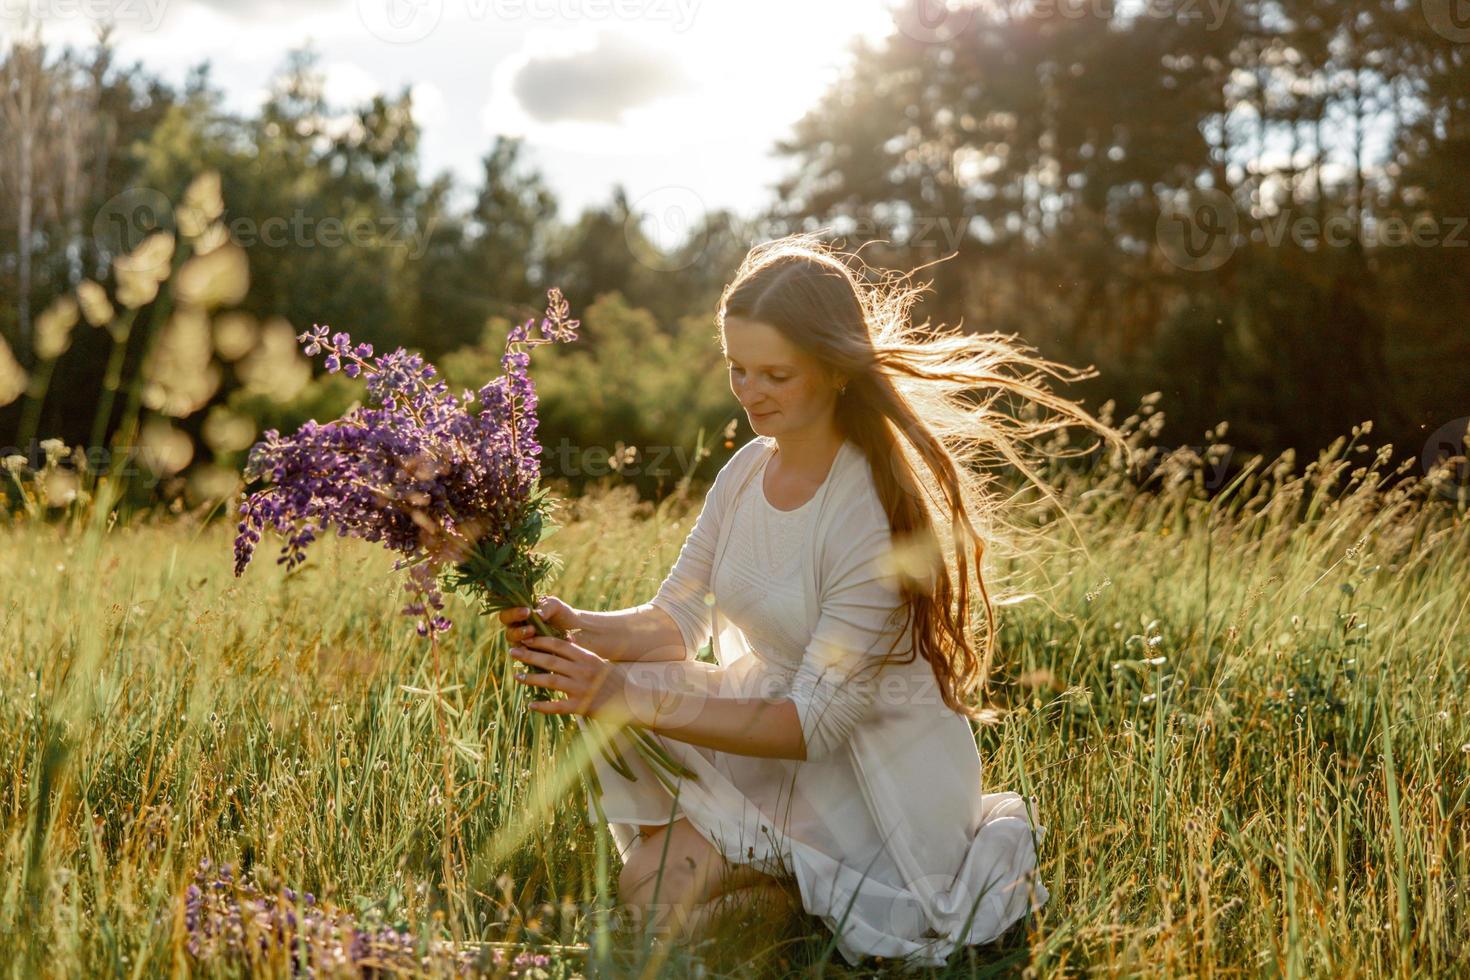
[[597, 435, 1050, 966]]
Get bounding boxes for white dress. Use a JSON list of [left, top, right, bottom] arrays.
[[582, 436, 1050, 968]]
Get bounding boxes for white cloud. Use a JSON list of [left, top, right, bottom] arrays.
[[509, 28, 688, 124], [409, 80, 448, 128], [187, 0, 344, 19], [321, 59, 381, 106], [31, 0, 905, 221]]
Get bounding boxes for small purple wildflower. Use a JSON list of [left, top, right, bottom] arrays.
[[182, 861, 554, 977]]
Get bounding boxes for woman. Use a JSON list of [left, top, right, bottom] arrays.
[[500, 234, 1127, 967]]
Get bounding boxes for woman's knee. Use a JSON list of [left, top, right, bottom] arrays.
[[618, 828, 691, 904]]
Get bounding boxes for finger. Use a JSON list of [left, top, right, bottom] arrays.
[[522, 634, 565, 658], [509, 647, 575, 676], [514, 670, 563, 691], [528, 699, 577, 715], [523, 634, 589, 661], [498, 607, 530, 625]]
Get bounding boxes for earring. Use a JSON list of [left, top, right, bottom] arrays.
[[837, 380, 849, 395]]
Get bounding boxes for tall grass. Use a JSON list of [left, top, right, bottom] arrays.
[[0, 407, 1466, 977]]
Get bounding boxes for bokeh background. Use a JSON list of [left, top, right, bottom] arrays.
[[1, 0, 1467, 507]]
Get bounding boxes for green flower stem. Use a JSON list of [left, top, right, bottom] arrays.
[[629, 727, 700, 781], [525, 610, 639, 783], [14, 356, 58, 453], [524, 607, 699, 785], [87, 309, 140, 454], [110, 246, 187, 465]]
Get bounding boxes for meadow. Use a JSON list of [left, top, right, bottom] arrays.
[[1, 410, 1467, 978]]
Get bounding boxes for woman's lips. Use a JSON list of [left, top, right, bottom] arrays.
[[750, 408, 777, 419]]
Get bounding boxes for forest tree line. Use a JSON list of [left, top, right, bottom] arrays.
[[1, 0, 1466, 502]]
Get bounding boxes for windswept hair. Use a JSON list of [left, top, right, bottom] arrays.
[[718, 232, 1131, 719]]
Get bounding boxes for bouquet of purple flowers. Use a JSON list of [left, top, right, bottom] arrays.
[[232, 288, 693, 786]]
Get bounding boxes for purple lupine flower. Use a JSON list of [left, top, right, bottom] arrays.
[[229, 288, 691, 786], [181, 861, 555, 977], [232, 289, 579, 640]]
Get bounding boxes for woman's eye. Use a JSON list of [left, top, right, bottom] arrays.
[[727, 366, 787, 383]]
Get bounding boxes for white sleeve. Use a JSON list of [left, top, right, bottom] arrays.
[[648, 486, 721, 660], [788, 500, 908, 761]]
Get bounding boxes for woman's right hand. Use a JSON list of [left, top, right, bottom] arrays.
[[499, 595, 582, 644]]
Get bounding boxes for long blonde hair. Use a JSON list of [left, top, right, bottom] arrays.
[[718, 233, 1131, 719]]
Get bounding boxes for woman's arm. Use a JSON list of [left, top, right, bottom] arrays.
[[570, 603, 692, 663], [640, 689, 809, 760], [516, 459, 903, 763], [512, 633, 808, 759]]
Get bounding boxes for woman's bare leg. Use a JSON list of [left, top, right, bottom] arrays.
[[617, 818, 790, 941], [674, 880, 801, 942]]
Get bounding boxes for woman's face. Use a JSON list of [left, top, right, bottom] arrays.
[[721, 315, 840, 437]]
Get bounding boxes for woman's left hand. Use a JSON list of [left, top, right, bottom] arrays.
[[510, 634, 644, 724]]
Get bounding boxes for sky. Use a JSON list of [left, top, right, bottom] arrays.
[[5, 0, 908, 223]]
